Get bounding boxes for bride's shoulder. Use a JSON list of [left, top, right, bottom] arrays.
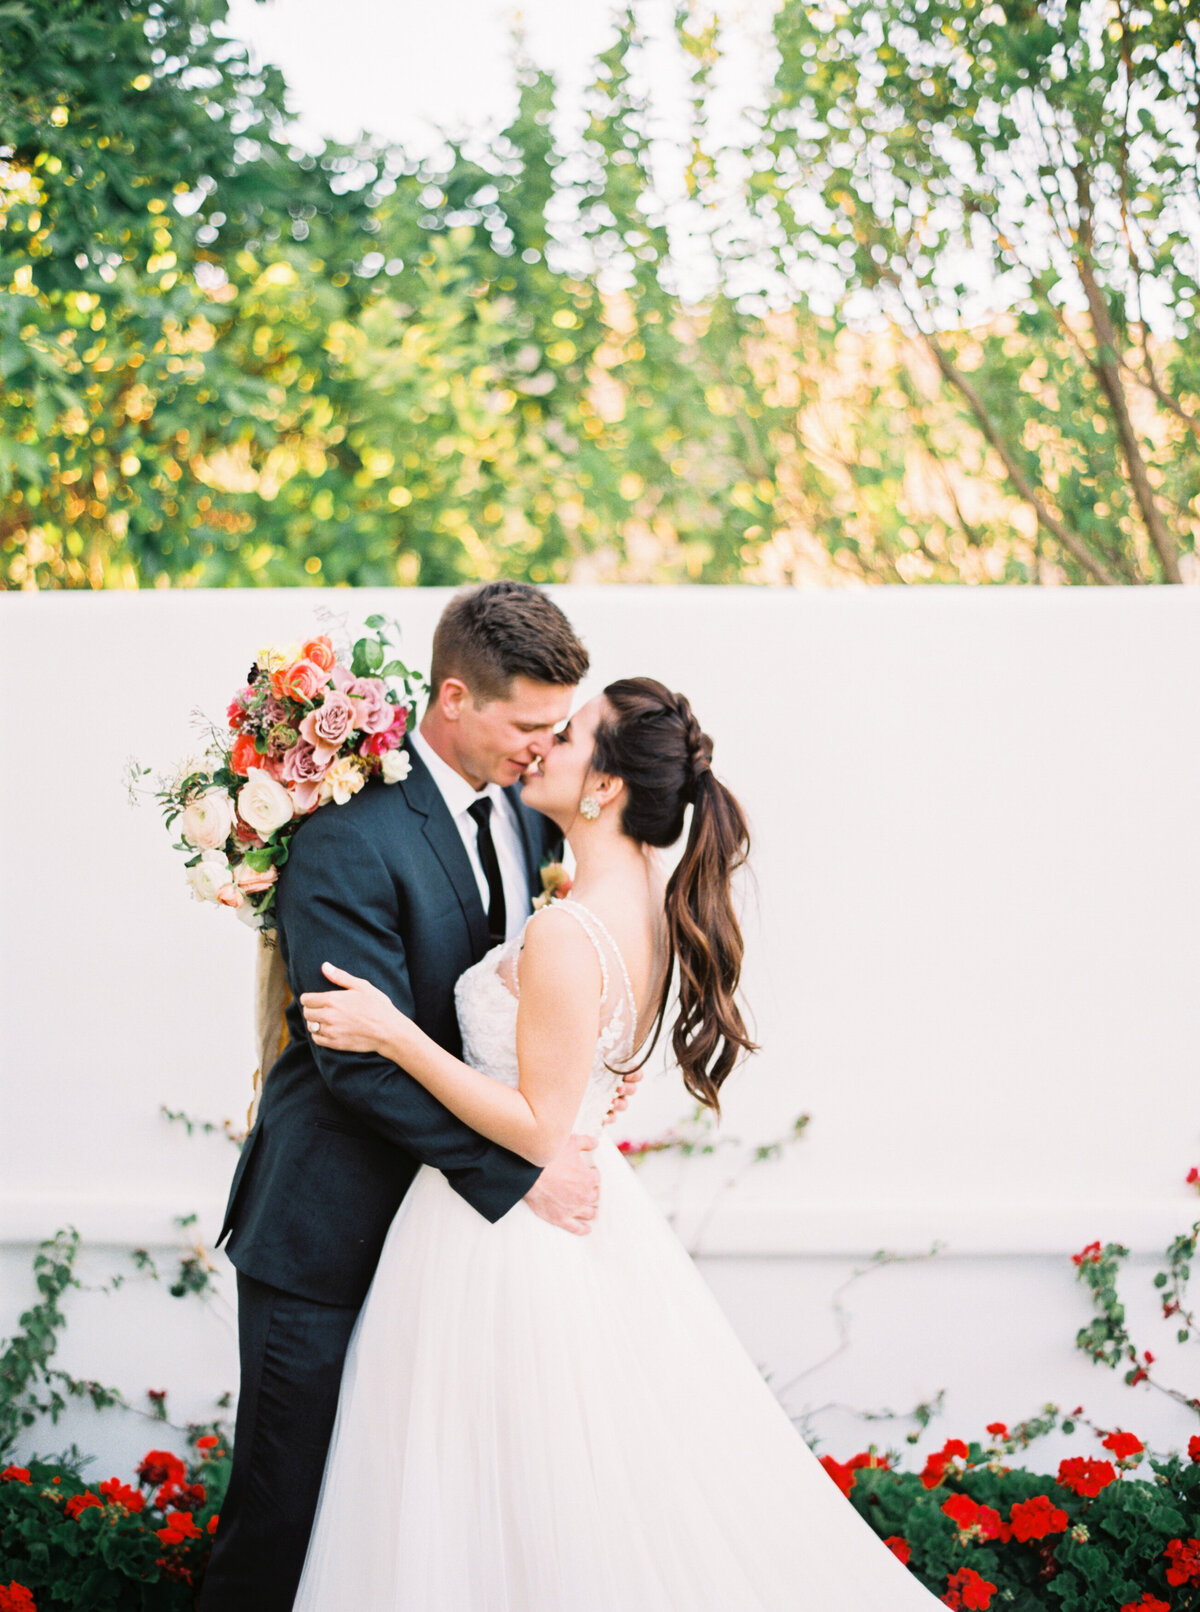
[[518, 903, 605, 995]]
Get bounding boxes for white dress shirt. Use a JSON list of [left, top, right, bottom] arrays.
[[409, 728, 531, 942]]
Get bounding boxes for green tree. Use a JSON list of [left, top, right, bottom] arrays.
[[742, 0, 1200, 582]]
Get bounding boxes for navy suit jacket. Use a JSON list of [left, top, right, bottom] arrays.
[[218, 739, 561, 1307]]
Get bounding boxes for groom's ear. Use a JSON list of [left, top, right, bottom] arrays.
[[437, 677, 471, 721]]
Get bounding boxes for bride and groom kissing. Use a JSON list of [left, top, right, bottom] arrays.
[[200, 582, 940, 1610]]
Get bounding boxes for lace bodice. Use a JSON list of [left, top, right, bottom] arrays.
[[454, 898, 637, 1137]]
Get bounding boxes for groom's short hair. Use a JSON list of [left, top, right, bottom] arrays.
[[430, 581, 589, 703]]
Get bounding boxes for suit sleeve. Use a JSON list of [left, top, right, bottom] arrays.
[[275, 804, 541, 1222]]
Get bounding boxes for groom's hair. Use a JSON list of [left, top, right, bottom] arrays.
[[430, 581, 589, 703]]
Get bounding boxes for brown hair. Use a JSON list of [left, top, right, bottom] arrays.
[[430, 581, 590, 702], [591, 677, 757, 1114]]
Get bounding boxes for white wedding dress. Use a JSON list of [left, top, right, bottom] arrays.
[[294, 900, 940, 1610]]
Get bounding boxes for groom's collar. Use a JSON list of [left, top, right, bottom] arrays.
[[409, 726, 502, 822]]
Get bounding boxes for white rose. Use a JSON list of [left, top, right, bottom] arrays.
[[179, 788, 235, 851], [186, 849, 232, 904], [236, 902, 266, 930], [238, 772, 295, 838], [380, 749, 412, 786]]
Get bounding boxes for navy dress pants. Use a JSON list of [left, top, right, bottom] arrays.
[[197, 1271, 360, 1612]]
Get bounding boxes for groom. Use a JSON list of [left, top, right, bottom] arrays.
[[201, 583, 600, 1612]]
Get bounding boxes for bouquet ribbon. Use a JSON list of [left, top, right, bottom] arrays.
[[250, 934, 292, 1128]]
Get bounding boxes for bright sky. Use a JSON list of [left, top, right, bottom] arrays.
[[223, 0, 768, 155]]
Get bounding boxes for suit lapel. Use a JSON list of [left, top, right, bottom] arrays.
[[400, 741, 490, 956]]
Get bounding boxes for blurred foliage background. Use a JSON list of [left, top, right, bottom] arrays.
[[0, 0, 1197, 589]]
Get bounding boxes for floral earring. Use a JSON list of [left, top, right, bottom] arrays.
[[579, 794, 601, 821]]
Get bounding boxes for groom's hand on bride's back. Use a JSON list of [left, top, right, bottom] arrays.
[[524, 1134, 600, 1236]]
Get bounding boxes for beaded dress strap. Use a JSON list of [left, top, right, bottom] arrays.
[[516, 899, 637, 1029]]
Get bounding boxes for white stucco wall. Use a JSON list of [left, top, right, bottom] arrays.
[[3, 585, 1198, 1476]]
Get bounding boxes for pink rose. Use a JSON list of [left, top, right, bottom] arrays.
[[343, 677, 393, 734], [299, 692, 356, 754], [234, 861, 278, 895], [360, 709, 407, 758], [216, 882, 244, 908], [282, 739, 332, 785], [290, 779, 323, 814]]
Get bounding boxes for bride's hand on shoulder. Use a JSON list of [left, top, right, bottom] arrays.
[[300, 963, 411, 1057]]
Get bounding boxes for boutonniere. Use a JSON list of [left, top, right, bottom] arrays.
[[532, 859, 572, 910]]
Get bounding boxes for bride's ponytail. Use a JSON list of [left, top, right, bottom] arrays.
[[592, 679, 757, 1114]]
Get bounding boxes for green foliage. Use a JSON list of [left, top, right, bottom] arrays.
[[746, 0, 1200, 583], [0, 1437, 232, 1610], [5, 1, 1197, 588], [0, 1231, 112, 1462], [841, 1442, 1200, 1611], [1072, 1227, 1200, 1417]]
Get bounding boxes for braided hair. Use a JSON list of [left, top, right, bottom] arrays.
[[590, 677, 756, 1114]]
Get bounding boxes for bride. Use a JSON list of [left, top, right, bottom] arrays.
[[293, 676, 939, 1610]]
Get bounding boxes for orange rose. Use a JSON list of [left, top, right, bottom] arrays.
[[270, 658, 328, 704], [302, 635, 336, 672], [230, 731, 268, 777]]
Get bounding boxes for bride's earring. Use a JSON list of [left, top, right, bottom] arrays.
[[579, 794, 601, 821]]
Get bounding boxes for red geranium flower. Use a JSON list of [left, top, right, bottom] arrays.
[[819, 1455, 856, 1498], [207, 1514, 220, 1534], [1071, 1241, 1103, 1267], [98, 1478, 145, 1514], [156, 1509, 203, 1545], [1188, 1434, 1200, 1463], [1165, 1538, 1200, 1588], [885, 1536, 912, 1564], [64, 1491, 103, 1521], [137, 1450, 186, 1490], [195, 1434, 219, 1451], [942, 1566, 997, 1610], [1009, 1494, 1068, 1542], [0, 1468, 30, 1485], [941, 1493, 1003, 1540], [0, 1583, 36, 1612], [1120, 1597, 1170, 1612], [1056, 1456, 1117, 1498], [920, 1438, 970, 1489], [1102, 1430, 1144, 1461], [985, 1422, 1008, 1439], [1187, 1166, 1199, 1187]]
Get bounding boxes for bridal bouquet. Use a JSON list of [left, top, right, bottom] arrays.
[[150, 616, 425, 932]]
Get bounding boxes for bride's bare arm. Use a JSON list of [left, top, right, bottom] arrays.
[[299, 909, 602, 1168]]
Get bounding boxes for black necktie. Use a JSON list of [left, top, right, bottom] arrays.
[[467, 796, 507, 946]]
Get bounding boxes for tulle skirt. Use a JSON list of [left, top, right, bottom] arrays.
[[293, 1136, 939, 1611]]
